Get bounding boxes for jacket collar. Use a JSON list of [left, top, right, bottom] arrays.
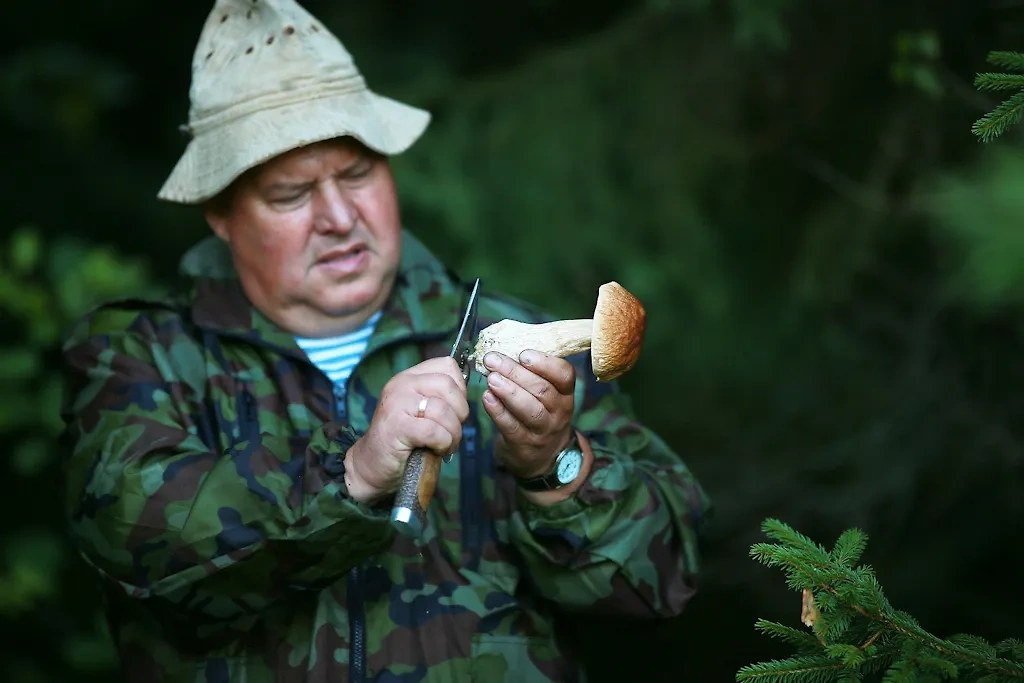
[[178, 230, 472, 359]]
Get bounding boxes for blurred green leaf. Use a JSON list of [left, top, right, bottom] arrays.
[[0, 348, 40, 382], [921, 145, 1024, 307], [63, 615, 118, 672], [917, 30, 941, 59], [0, 273, 49, 321], [37, 375, 66, 436], [12, 438, 53, 477], [891, 30, 945, 98], [0, 399, 37, 433], [5, 531, 66, 583], [731, 0, 791, 50], [0, 531, 66, 616], [9, 226, 41, 275]]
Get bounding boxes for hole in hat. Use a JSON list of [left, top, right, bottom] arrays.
[[311, 24, 320, 32], [266, 35, 274, 44], [220, 14, 228, 22], [284, 25, 295, 35], [206, 50, 214, 60], [245, 46, 253, 54]]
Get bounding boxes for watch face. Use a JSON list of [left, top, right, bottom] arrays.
[[556, 449, 583, 484]]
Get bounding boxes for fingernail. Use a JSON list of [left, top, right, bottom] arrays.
[[483, 352, 501, 370], [488, 373, 506, 388], [519, 350, 538, 366], [483, 390, 497, 405]]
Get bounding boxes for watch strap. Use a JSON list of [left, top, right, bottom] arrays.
[[515, 430, 581, 492]]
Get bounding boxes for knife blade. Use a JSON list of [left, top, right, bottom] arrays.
[[390, 278, 481, 538]]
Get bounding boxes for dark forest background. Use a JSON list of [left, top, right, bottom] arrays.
[[4, 0, 1024, 680]]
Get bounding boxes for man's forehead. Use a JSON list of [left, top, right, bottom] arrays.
[[257, 138, 373, 180]]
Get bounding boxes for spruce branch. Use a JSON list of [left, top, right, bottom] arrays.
[[972, 51, 1024, 141], [974, 73, 1024, 91], [972, 90, 1024, 142], [737, 519, 1024, 682], [983, 50, 1024, 71]]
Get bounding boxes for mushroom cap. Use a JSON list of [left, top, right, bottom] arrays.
[[591, 281, 646, 381]]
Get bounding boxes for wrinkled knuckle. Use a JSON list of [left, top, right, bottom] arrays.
[[526, 430, 546, 447]]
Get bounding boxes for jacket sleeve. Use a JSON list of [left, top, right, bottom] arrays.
[[59, 306, 396, 632], [507, 353, 712, 619]]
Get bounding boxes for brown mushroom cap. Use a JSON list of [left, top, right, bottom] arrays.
[[591, 281, 646, 381]]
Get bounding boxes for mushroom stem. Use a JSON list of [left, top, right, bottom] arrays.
[[470, 318, 594, 375], [470, 281, 646, 382]]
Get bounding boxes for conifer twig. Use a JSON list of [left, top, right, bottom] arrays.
[[736, 519, 1024, 682], [972, 50, 1024, 141]]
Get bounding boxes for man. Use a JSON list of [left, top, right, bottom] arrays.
[[59, 0, 712, 681]]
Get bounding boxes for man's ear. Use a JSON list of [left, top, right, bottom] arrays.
[[204, 205, 230, 242], [203, 190, 235, 242]]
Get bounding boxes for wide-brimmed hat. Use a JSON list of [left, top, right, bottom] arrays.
[[158, 0, 431, 204]]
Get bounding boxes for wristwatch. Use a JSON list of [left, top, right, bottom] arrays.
[[516, 430, 584, 492]]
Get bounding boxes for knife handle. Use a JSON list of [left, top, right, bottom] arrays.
[[390, 446, 443, 538]]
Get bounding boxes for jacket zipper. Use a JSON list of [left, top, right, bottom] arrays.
[[203, 327, 455, 683], [327, 382, 365, 683], [460, 421, 482, 570]]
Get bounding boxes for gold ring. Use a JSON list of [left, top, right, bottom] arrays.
[[416, 397, 428, 418]]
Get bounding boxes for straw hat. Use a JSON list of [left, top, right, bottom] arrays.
[[158, 0, 431, 204]]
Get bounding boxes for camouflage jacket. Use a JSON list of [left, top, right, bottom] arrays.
[[59, 230, 711, 683]]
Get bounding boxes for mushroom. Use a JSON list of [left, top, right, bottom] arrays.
[[470, 281, 647, 382]]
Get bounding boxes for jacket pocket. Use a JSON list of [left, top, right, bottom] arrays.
[[470, 633, 568, 683]]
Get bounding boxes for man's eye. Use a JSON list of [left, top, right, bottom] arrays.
[[347, 164, 373, 179]]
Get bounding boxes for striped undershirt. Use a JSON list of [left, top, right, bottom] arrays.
[[294, 310, 383, 397]]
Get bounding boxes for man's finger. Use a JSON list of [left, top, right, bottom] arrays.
[[481, 389, 527, 439], [485, 371, 549, 433], [410, 373, 469, 420], [405, 357, 467, 391], [518, 350, 576, 395], [482, 352, 556, 403]]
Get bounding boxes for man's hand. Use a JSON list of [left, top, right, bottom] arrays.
[[344, 356, 469, 504], [480, 349, 578, 480]]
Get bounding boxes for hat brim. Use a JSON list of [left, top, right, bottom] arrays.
[[157, 89, 430, 204]]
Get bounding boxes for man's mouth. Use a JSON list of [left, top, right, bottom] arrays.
[[317, 244, 366, 264], [315, 244, 369, 275]]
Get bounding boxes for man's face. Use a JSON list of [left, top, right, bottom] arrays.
[[205, 137, 403, 337]]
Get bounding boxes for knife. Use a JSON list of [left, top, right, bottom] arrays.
[[390, 278, 481, 538]]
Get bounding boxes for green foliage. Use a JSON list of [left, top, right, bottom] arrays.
[[891, 30, 944, 98], [737, 520, 1024, 682], [921, 145, 1024, 309], [0, 225, 158, 677], [972, 51, 1024, 142]]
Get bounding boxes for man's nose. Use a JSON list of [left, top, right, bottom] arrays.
[[312, 184, 357, 233]]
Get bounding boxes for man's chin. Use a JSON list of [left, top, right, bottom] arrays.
[[320, 280, 390, 319]]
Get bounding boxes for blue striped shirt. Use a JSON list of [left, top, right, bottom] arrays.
[[294, 310, 382, 397]]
